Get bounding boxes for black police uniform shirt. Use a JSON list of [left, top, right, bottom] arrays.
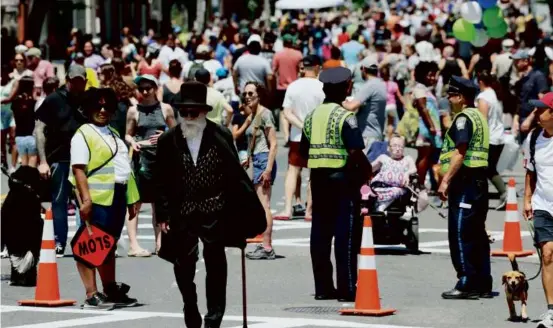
[[299, 112, 365, 172]]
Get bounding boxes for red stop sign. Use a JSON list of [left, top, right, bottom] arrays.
[[71, 223, 116, 268]]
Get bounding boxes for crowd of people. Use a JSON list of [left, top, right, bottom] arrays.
[[1, 0, 553, 327]]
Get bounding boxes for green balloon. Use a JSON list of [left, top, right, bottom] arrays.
[[487, 21, 508, 38], [453, 19, 476, 42], [346, 24, 358, 37], [483, 6, 503, 29]]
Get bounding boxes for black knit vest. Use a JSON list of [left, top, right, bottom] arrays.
[[179, 138, 225, 217]]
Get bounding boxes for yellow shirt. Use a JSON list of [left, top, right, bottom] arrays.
[[85, 68, 99, 90]]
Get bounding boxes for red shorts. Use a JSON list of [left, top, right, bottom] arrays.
[[288, 142, 307, 168]]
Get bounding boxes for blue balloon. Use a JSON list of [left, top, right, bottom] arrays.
[[478, 0, 497, 9], [475, 22, 484, 29]]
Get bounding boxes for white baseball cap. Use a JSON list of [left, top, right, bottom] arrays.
[[196, 44, 211, 54], [247, 34, 262, 45]]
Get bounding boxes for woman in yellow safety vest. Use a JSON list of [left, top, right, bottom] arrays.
[[70, 87, 140, 309]]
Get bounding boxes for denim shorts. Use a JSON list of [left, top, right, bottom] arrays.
[[1, 107, 13, 130], [80, 184, 127, 240], [534, 210, 553, 245], [252, 152, 277, 185], [15, 136, 37, 156]]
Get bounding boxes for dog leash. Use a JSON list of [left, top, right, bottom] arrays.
[[524, 219, 543, 281]]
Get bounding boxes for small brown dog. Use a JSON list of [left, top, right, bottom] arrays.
[[502, 253, 529, 321]]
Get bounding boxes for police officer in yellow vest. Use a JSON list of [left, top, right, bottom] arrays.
[[300, 67, 372, 302], [69, 88, 140, 309], [438, 76, 492, 300]]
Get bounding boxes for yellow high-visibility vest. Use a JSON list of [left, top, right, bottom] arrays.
[[303, 103, 353, 169], [69, 124, 140, 206]]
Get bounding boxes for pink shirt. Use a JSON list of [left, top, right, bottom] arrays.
[[385, 81, 398, 106], [272, 48, 303, 90], [33, 60, 55, 88]]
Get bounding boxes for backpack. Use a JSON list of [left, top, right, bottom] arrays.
[[188, 61, 204, 80], [529, 126, 543, 172]]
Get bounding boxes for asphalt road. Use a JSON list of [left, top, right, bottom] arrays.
[[0, 135, 545, 328]]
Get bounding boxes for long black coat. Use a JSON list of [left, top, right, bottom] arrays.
[[155, 121, 266, 263]]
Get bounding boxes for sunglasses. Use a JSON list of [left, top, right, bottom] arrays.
[[242, 91, 257, 98], [179, 109, 200, 118], [138, 86, 153, 93]]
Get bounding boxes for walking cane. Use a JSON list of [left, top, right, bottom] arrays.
[[241, 247, 248, 328]]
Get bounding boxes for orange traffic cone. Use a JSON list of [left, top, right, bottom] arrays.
[[340, 216, 396, 316], [247, 235, 263, 243], [19, 209, 76, 307], [491, 178, 534, 257]]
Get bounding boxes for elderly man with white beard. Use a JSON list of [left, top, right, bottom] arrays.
[[154, 81, 266, 328]]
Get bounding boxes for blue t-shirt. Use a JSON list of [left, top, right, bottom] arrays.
[[341, 41, 365, 67], [214, 43, 229, 66]]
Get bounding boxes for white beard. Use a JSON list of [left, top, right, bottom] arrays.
[[181, 119, 205, 139]]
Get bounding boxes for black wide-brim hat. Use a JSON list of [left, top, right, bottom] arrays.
[[82, 87, 118, 114], [173, 81, 212, 111]]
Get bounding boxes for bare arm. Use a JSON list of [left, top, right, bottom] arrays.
[[1, 80, 19, 104], [477, 98, 490, 119], [395, 88, 405, 106], [125, 106, 138, 145], [415, 97, 436, 134], [222, 102, 234, 127], [283, 107, 304, 129], [405, 155, 417, 175], [265, 126, 278, 172], [342, 99, 362, 112], [34, 120, 47, 164], [265, 74, 274, 94], [523, 169, 537, 220], [72, 165, 91, 205], [458, 59, 469, 79], [520, 109, 537, 133], [233, 69, 240, 95], [370, 155, 384, 172], [438, 58, 446, 71], [232, 112, 252, 139], [162, 103, 177, 128]]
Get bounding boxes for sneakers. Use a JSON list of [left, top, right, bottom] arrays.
[[104, 282, 138, 307], [246, 244, 276, 260], [55, 244, 65, 258], [537, 310, 553, 328], [82, 292, 115, 310]]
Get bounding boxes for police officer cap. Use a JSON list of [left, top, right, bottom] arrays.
[[447, 76, 478, 97], [319, 67, 352, 85]]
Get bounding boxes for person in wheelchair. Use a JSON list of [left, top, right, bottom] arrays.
[[369, 134, 417, 212]]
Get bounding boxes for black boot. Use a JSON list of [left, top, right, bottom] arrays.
[[104, 282, 138, 307]]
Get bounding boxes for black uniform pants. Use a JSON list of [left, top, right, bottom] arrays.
[[173, 234, 227, 328], [310, 169, 362, 299], [447, 169, 492, 292]]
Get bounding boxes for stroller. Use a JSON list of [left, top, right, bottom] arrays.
[[1, 166, 44, 286], [364, 141, 426, 253]]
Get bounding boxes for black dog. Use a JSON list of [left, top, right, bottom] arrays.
[[1, 166, 44, 286]]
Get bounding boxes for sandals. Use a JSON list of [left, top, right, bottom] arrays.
[[127, 249, 151, 257]]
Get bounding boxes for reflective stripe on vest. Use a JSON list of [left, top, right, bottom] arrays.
[[303, 103, 353, 169], [69, 124, 140, 206], [439, 108, 489, 173]]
